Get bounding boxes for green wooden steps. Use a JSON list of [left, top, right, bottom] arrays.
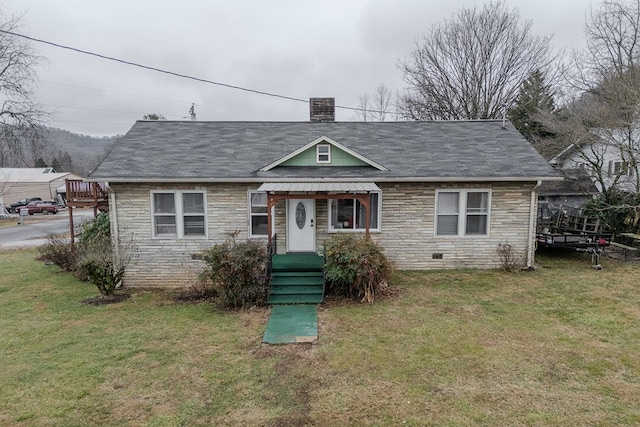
[[268, 253, 324, 305]]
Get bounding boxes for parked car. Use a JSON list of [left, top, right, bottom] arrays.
[[21, 201, 58, 215], [7, 197, 42, 213]]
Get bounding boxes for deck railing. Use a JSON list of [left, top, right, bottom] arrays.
[[66, 179, 109, 203]]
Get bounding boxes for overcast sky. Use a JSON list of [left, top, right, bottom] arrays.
[[12, 0, 595, 136]]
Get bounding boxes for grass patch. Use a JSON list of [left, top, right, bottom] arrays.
[[1, 248, 639, 425], [0, 217, 20, 228]]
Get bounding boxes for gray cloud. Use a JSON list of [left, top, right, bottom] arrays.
[[13, 0, 593, 136]]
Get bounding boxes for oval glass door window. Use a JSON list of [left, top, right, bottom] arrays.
[[295, 202, 306, 229]]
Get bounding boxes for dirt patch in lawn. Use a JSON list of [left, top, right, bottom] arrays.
[[82, 293, 130, 305]]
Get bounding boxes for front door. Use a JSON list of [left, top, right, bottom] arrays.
[[287, 199, 315, 252]]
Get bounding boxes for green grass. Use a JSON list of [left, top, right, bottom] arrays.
[[1, 247, 639, 426]]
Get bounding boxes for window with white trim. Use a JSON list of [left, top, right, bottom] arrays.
[[329, 192, 381, 232], [152, 191, 206, 237], [316, 144, 331, 163], [608, 160, 634, 177], [248, 191, 270, 237], [436, 190, 490, 236]]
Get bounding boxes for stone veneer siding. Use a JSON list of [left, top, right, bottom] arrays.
[[111, 181, 537, 288]]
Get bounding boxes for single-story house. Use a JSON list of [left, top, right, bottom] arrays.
[[87, 99, 561, 288], [0, 167, 83, 206]]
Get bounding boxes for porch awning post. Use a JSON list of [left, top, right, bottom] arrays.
[[365, 194, 370, 240], [355, 193, 371, 240]]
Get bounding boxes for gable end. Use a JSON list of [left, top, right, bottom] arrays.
[[260, 135, 388, 171]]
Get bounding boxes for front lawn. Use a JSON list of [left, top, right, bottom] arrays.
[[0, 248, 639, 426]]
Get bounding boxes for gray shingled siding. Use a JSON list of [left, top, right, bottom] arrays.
[[112, 181, 536, 288]]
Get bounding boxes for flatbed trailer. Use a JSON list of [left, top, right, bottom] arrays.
[[536, 203, 612, 254], [536, 230, 612, 249]]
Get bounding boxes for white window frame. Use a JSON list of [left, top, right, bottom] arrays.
[[151, 190, 207, 238], [609, 160, 634, 177], [248, 191, 274, 238], [316, 144, 331, 164], [328, 192, 382, 233], [435, 189, 491, 237]]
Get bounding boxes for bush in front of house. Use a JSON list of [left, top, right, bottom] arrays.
[[202, 234, 269, 309], [76, 235, 133, 296], [79, 211, 110, 243], [38, 234, 77, 272], [324, 234, 392, 303], [39, 213, 137, 297], [496, 242, 524, 272]]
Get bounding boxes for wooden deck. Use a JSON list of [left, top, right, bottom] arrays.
[[65, 179, 109, 246], [65, 179, 109, 211]]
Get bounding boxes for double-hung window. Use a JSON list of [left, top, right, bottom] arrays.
[[436, 190, 490, 236], [152, 191, 206, 238], [329, 192, 381, 232], [249, 191, 270, 237], [316, 144, 331, 163]]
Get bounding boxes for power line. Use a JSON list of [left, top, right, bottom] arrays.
[[40, 80, 231, 119], [40, 80, 192, 104], [42, 103, 145, 115], [2, 30, 373, 115]]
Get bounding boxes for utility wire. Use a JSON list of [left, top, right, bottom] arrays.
[[40, 80, 231, 119], [3, 29, 373, 114]]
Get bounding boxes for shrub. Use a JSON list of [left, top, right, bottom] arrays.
[[324, 234, 392, 303], [202, 233, 268, 309], [496, 242, 523, 272], [76, 235, 137, 297], [582, 190, 640, 236], [79, 212, 110, 243], [38, 234, 76, 272], [82, 259, 125, 296]]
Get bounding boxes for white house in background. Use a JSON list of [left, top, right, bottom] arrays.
[[550, 133, 640, 194], [0, 168, 83, 205]]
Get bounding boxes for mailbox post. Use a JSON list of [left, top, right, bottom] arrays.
[[18, 207, 28, 224]]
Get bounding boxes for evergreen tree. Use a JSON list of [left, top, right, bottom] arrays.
[[509, 70, 556, 142], [51, 157, 61, 172], [34, 157, 47, 168]]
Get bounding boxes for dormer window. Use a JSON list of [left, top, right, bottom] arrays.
[[316, 144, 331, 163]]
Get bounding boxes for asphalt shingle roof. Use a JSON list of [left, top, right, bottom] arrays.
[[88, 120, 560, 182]]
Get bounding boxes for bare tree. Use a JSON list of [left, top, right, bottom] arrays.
[[398, 1, 555, 121], [353, 84, 395, 121], [550, 0, 640, 196], [0, 12, 46, 167], [542, 0, 640, 233]]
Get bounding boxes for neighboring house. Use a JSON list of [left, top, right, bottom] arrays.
[[0, 167, 83, 206], [550, 138, 640, 194], [87, 98, 560, 288]]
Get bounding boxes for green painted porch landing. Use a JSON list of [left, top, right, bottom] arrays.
[[262, 305, 318, 344], [271, 253, 324, 271]]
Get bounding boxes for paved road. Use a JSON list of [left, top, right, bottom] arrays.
[[0, 209, 95, 248]]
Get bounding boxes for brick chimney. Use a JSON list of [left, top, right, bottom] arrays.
[[309, 97, 335, 122]]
